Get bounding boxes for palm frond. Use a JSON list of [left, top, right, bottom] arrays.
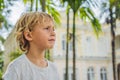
[[79, 7, 102, 37], [46, 3, 61, 25], [86, 0, 100, 8], [23, 0, 28, 4], [0, 0, 5, 11]]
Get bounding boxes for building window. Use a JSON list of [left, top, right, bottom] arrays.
[[115, 35, 120, 49], [87, 67, 94, 80], [62, 40, 66, 50], [69, 40, 73, 51], [100, 68, 107, 80], [84, 36, 95, 56]]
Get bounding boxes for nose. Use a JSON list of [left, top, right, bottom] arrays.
[[50, 29, 56, 36]]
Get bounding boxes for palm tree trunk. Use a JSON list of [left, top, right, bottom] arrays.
[[30, 0, 33, 11], [35, 0, 38, 11], [41, 0, 46, 12], [109, 8, 116, 80], [73, 11, 76, 80], [65, 8, 70, 80], [117, 64, 120, 80], [0, 1, 1, 10]]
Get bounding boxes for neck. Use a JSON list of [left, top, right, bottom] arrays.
[[26, 48, 46, 61], [27, 50, 45, 59], [26, 48, 48, 68]]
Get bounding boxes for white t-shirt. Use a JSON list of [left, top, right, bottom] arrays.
[[3, 54, 59, 80]]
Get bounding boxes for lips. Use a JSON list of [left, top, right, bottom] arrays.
[[48, 39, 55, 41]]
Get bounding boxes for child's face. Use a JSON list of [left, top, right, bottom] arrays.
[[30, 20, 56, 50]]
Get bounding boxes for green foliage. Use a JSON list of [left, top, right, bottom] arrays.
[[9, 49, 22, 61], [109, 0, 120, 20], [23, 0, 29, 4], [22, 0, 61, 26], [0, 70, 3, 80], [79, 7, 101, 37], [0, 51, 3, 80], [100, 0, 120, 20], [0, 54, 3, 67], [45, 50, 52, 61], [62, 0, 84, 13], [0, 35, 5, 43], [0, 0, 5, 28], [62, 0, 102, 37], [0, 0, 15, 30], [0, 14, 4, 23], [0, 0, 5, 11], [47, 4, 61, 25], [115, 0, 120, 19]]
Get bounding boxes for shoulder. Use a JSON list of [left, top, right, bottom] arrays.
[[2, 54, 26, 80], [8, 54, 27, 68], [3, 54, 27, 76]]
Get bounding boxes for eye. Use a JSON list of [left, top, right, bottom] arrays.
[[44, 27, 49, 30], [45, 27, 49, 30]]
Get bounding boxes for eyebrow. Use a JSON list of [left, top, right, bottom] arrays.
[[47, 26, 55, 28]]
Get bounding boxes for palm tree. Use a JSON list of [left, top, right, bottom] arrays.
[[60, 1, 71, 79], [100, 0, 120, 80], [62, 0, 102, 80], [109, 1, 120, 80], [109, 7, 117, 80], [65, 5, 70, 80]]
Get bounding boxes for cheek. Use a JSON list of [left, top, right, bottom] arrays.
[[31, 30, 49, 45], [36, 34, 48, 43]]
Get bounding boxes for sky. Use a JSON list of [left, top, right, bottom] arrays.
[[0, 0, 25, 39]]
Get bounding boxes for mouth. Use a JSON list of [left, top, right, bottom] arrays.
[[48, 39, 55, 42]]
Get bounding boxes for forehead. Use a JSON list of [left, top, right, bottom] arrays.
[[37, 19, 54, 27], [32, 13, 55, 28], [38, 15, 53, 22]]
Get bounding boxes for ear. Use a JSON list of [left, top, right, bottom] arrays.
[[24, 30, 33, 41]]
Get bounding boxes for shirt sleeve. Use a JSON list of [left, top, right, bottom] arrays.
[[2, 63, 19, 80]]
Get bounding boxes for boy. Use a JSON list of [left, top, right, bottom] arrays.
[[2, 12, 59, 80]]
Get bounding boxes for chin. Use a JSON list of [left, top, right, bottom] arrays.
[[47, 45, 54, 49], [48, 46, 54, 49]]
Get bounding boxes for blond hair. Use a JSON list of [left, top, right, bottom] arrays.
[[15, 12, 54, 51]]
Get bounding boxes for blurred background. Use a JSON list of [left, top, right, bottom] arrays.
[[0, 0, 120, 80]]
